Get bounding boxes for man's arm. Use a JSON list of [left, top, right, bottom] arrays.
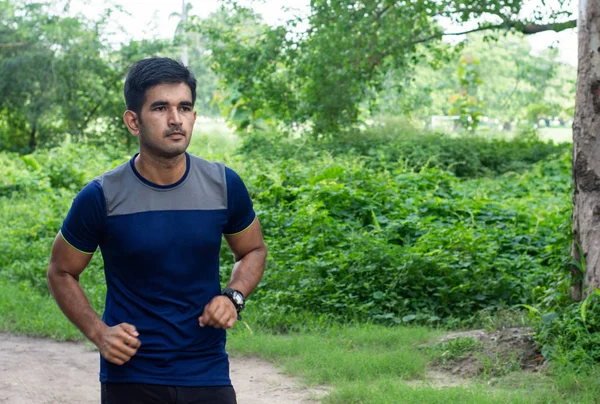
[[198, 219, 267, 329], [47, 233, 141, 365]]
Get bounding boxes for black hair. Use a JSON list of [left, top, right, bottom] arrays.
[[124, 57, 197, 116]]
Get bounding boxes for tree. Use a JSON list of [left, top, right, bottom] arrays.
[[0, 0, 174, 152], [572, 0, 600, 300], [172, 2, 220, 117], [0, 1, 123, 150], [377, 33, 575, 129], [448, 55, 484, 131], [195, 0, 576, 135]]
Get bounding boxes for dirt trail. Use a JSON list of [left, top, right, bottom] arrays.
[[0, 333, 327, 404]]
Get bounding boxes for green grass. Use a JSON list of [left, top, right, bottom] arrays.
[[0, 280, 83, 340], [224, 307, 600, 404], [323, 378, 547, 404], [425, 337, 483, 365], [228, 319, 439, 384]]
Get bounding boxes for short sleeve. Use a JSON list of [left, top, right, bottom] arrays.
[[60, 180, 106, 254], [223, 167, 256, 235]]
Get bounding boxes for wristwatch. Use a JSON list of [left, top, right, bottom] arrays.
[[222, 288, 245, 314]]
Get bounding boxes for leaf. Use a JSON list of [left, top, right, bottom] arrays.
[[402, 314, 417, 322], [372, 291, 385, 299], [541, 312, 559, 324]]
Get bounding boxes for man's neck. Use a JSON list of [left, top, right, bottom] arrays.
[[134, 151, 187, 186]]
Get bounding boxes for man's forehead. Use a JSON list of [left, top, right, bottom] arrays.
[[144, 82, 192, 103]]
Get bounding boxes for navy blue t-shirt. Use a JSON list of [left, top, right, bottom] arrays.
[[60, 153, 256, 386]]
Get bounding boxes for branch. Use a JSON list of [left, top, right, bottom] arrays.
[[515, 19, 577, 34], [411, 19, 577, 45]]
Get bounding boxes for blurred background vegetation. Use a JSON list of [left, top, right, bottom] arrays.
[[5, 0, 600, 401]]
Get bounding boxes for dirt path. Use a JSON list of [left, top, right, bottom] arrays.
[[0, 333, 327, 404]]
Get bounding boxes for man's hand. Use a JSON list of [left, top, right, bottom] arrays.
[[198, 296, 238, 329], [94, 323, 141, 365]]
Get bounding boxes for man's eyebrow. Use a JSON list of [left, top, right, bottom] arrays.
[[149, 100, 193, 108], [150, 101, 168, 108]]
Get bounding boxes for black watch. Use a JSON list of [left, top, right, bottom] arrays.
[[222, 288, 245, 313]]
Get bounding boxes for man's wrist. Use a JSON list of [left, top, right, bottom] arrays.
[[87, 320, 107, 346], [221, 288, 245, 313]]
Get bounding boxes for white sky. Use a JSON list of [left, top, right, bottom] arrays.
[[67, 0, 577, 66]]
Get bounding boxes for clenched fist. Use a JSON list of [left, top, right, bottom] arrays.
[[198, 296, 238, 329], [94, 322, 141, 365]]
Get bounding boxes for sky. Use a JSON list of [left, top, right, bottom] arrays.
[[67, 0, 578, 66]]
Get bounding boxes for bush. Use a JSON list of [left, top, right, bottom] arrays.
[[232, 141, 572, 328], [240, 123, 569, 178], [1, 131, 573, 333]]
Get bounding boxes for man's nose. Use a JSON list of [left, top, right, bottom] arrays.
[[168, 108, 183, 126]]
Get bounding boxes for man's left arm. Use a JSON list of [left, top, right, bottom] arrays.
[[198, 219, 267, 329]]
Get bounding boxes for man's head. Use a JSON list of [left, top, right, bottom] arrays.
[[124, 57, 197, 117], [123, 58, 197, 158]]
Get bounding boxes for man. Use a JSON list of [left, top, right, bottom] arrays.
[[47, 57, 267, 404]]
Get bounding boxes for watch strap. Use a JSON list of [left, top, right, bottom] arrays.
[[222, 288, 245, 314]]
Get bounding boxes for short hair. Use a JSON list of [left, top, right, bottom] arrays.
[[124, 57, 197, 116]]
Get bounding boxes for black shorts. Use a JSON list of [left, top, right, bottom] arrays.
[[101, 382, 237, 404]]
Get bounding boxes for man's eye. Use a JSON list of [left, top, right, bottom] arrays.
[[180, 107, 191, 112], [154, 106, 166, 111]]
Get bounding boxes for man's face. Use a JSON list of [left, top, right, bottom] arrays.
[[136, 82, 196, 159]]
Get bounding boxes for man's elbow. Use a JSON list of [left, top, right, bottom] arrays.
[[46, 262, 78, 291]]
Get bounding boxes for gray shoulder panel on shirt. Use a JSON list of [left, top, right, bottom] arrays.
[[97, 155, 228, 217]]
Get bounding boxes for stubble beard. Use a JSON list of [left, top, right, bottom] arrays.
[[138, 126, 190, 160]]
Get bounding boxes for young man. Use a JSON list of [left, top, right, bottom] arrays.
[[47, 57, 267, 404]]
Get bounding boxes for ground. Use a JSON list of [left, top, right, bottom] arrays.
[[0, 333, 328, 404], [0, 327, 544, 403], [426, 327, 544, 380]]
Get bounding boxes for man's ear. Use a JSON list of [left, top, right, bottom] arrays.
[[123, 110, 141, 136]]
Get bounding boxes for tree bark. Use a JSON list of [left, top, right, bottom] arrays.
[[572, 0, 600, 300], [28, 123, 37, 149]]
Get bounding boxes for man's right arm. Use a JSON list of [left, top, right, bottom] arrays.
[[47, 233, 141, 365]]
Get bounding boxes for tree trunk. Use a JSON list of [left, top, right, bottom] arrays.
[[28, 123, 37, 149], [181, 0, 188, 66], [572, 0, 600, 300]]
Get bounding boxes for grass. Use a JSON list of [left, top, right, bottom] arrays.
[[3, 278, 600, 403], [426, 337, 483, 366], [228, 318, 439, 384], [0, 280, 83, 340], [225, 314, 596, 403], [323, 378, 547, 404]]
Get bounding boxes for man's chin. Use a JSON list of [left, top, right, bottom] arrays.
[[160, 141, 190, 157], [140, 137, 190, 159]]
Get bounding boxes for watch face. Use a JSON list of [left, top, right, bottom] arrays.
[[232, 293, 244, 305]]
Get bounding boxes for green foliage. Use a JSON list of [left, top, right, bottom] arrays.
[[195, 1, 574, 135], [227, 129, 572, 329], [0, 1, 122, 150], [530, 293, 600, 370], [0, 126, 573, 336], [241, 120, 569, 178], [0, 145, 118, 298], [0, 0, 217, 152], [378, 33, 575, 128], [449, 56, 484, 131]]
